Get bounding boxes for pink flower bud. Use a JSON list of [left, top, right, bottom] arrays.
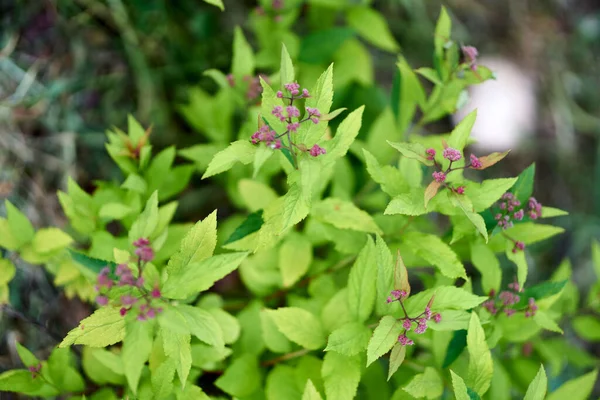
[[434, 313, 442, 323], [426, 148, 436, 160], [151, 288, 161, 299], [432, 171, 446, 183], [120, 307, 128, 316], [135, 246, 154, 262], [120, 295, 137, 306], [415, 319, 428, 334], [133, 238, 150, 247], [456, 186, 465, 195], [96, 295, 108, 306], [284, 82, 300, 96], [276, 91, 283, 98], [443, 148, 462, 161], [513, 210, 524, 220], [403, 319, 412, 330], [462, 46, 478, 63], [302, 88, 310, 98], [309, 144, 326, 157], [287, 122, 300, 133]]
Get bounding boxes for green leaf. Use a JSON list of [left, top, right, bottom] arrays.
[[387, 343, 407, 380], [387, 141, 433, 166], [312, 198, 382, 234], [129, 191, 159, 243], [541, 207, 569, 218], [491, 223, 565, 248], [450, 370, 470, 400], [215, 354, 261, 398], [302, 380, 324, 400], [546, 369, 598, 400], [366, 315, 402, 366], [395, 57, 426, 133], [299, 28, 354, 64], [465, 178, 518, 212], [203, 0, 224, 11], [512, 163, 535, 204], [0, 258, 16, 286], [424, 180, 442, 208], [68, 249, 116, 275], [403, 367, 443, 399], [167, 211, 217, 276], [375, 235, 399, 316], [415, 67, 442, 85], [121, 174, 147, 194], [266, 307, 326, 350], [523, 365, 547, 400], [260, 310, 292, 353], [363, 149, 408, 197], [47, 348, 85, 392], [0, 218, 20, 250], [449, 193, 489, 242], [0, 370, 44, 394], [402, 232, 466, 279], [202, 141, 256, 179], [443, 330, 467, 368], [326, 106, 365, 160], [346, 6, 399, 52], [166, 305, 224, 349], [99, 203, 133, 220], [5, 200, 35, 248], [152, 359, 176, 399], [466, 312, 493, 396], [266, 365, 302, 400], [122, 320, 153, 394], [162, 252, 248, 299], [533, 310, 563, 333], [239, 180, 278, 212], [279, 232, 313, 287], [162, 329, 192, 388], [225, 210, 264, 245], [470, 242, 501, 294], [280, 44, 295, 87], [298, 64, 334, 146], [505, 240, 528, 287], [448, 110, 477, 151], [15, 342, 39, 367], [322, 352, 361, 400], [404, 287, 487, 315], [232, 27, 254, 79], [572, 315, 600, 341], [60, 307, 125, 348], [385, 188, 429, 216], [207, 308, 240, 345], [348, 237, 378, 322], [434, 6, 452, 76], [325, 322, 371, 357], [31, 228, 73, 254]]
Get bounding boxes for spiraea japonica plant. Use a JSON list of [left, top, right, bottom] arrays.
[[1, 6, 599, 400]]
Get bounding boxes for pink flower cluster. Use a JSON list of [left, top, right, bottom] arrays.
[[470, 154, 482, 168], [309, 144, 326, 157], [426, 148, 436, 161], [481, 284, 538, 318], [28, 364, 42, 379], [277, 82, 310, 99], [387, 290, 441, 347], [443, 147, 462, 162], [134, 238, 154, 262], [432, 171, 446, 183], [495, 192, 543, 230], [251, 125, 280, 149]]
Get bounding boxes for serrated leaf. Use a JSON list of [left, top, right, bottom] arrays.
[[280, 44, 294, 87], [346, 6, 399, 52], [470, 242, 501, 294], [387, 343, 406, 380], [387, 141, 433, 166], [546, 369, 598, 400], [5, 200, 35, 248], [298, 64, 334, 146], [279, 232, 312, 287], [325, 322, 371, 356], [203, 0, 224, 11], [322, 352, 360, 400], [15, 342, 39, 367], [232, 27, 254, 80], [523, 365, 547, 400], [572, 315, 600, 341], [302, 380, 323, 400], [512, 163, 535, 204], [465, 178, 517, 212], [60, 307, 125, 348], [239, 180, 278, 212], [32, 228, 73, 254], [366, 316, 402, 366], [202, 141, 256, 179], [167, 211, 217, 276], [266, 307, 326, 350], [403, 367, 443, 399], [215, 354, 260, 398], [162, 329, 192, 388], [404, 287, 487, 316], [129, 191, 159, 243], [505, 240, 528, 287], [471, 150, 510, 170], [348, 237, 378, 322], [533, 310, 563, 333], [162, 252, 248, 299], [312, 198, 382, 234], [122, 320, 152, 393], [403, 232, 466, 279], [225, 210, 264, 245], [466, 313, 493, 396], [450, 370, 471, 400], [99, 203, 133, 220], [448, 110, 477, 151], [395, 57, 426, 133], [68, 249, 116, 275], [326, 107, 365, 160]]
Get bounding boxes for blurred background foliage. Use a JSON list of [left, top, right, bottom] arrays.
[[1, 0, 600, 393]]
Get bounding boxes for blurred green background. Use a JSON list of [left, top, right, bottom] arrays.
[[1, 0, 600, 394]]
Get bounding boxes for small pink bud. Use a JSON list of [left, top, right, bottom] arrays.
[[426, 148, 436, 160], [434, 313, 441, 323], [403, 319, 412, 330], [135, 246, 154, 262], [96, 295, 108, 306], [432, 171, 446, 183], [276, 90, 283, 98], [462, 45, 478, 63], [151, 288, 161, 299], [443, 147, 462, 161], [133, 238, 150, 247], [309, 144, 326, 157], [504, 308, 516, 317], [470, 154, 483, 169], [455, 186, 465, 195], [286, 105, 300, 118], [120, 295, 137, 306], [302, 88, 310, 98], [513, 210, 524, 220], [120, 307, 128, 316]]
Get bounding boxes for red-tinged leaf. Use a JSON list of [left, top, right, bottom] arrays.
[[441, 138, 449, 149], [424, 180, 442, 208], [473, 150, 510, 170], [320, 108, 347, 121], [394, 250, 410, 297]]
